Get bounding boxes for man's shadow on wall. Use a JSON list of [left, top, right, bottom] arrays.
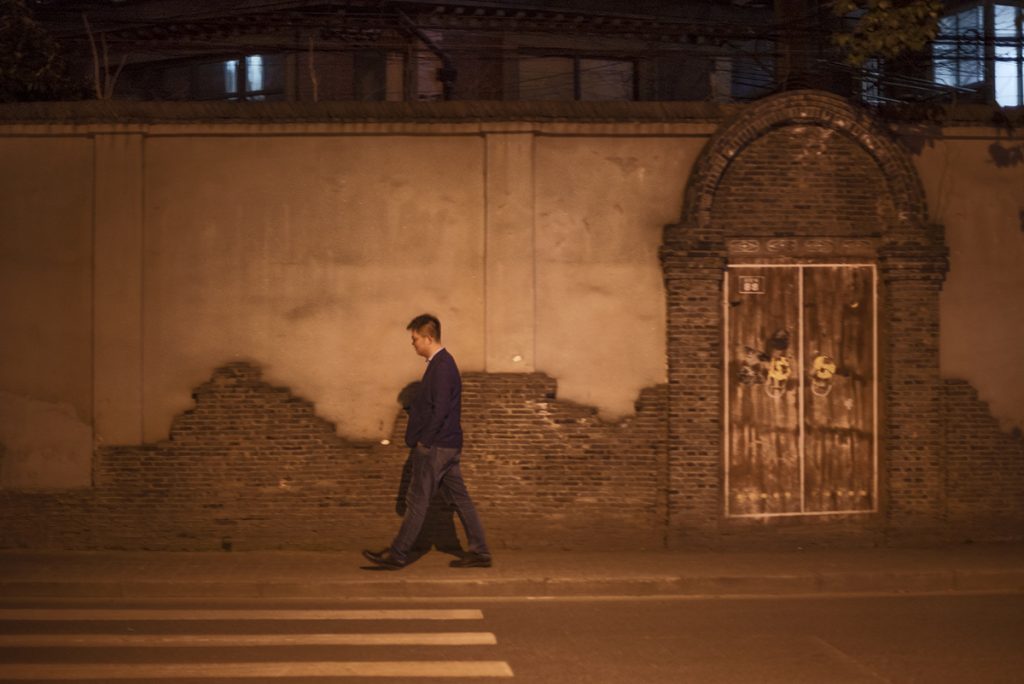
[[391, 382, 465, 563]]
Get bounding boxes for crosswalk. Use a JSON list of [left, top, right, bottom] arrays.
[[0, 604, 514, 680]]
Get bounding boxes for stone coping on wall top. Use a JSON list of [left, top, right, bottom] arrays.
[[0, 100, 735, 125], [0, 100, 1020, 127]]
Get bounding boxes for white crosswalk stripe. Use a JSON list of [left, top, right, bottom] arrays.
[[0, 608, 485, 621], [0, 605, 514, 679], [0, 632, 499, 647], [0, 661, 516, 679]]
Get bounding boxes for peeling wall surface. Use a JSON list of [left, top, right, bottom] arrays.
[[915, 132, 1024, 432], [0, 107, 1022, 495], [142, 134, 488, 442]]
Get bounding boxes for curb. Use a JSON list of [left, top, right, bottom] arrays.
[[3, 570, 1023, 600]]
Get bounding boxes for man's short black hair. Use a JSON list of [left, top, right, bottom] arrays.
[[407, 313, 441, 341]]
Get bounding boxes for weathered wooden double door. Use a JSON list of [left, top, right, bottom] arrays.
[[725, 264, 877, 517]]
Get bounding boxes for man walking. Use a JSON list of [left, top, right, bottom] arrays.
[[363, 314, 492, 570]]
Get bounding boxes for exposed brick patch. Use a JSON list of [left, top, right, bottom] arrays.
[[1, 363, 1019, 550], [88, 362, 397, 551], [0, 491, 97, 548], [0, 363, 668, 551], [463, 373, 667, 550], [944, 379, 1024, 541]]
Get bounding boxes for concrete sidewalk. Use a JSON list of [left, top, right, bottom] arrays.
[[2, 544, 1023, 600]]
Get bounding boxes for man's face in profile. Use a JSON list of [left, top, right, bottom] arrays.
[[410, 330, 433, 358]]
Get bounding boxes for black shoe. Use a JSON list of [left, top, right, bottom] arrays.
[[450, 552, 492, 568], [362, 548, 406, 570], [362, 548, 387, 563]]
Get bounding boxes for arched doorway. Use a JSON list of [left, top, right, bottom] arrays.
[[661, 91, 949, 544]]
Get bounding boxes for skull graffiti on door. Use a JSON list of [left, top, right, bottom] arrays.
[[725, 265, 877, 516]]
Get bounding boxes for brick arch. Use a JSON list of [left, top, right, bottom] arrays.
[[660, 90, 949, 546], [676, 90, 927, 240]]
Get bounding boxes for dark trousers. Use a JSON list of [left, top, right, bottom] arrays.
[[390, 445, 490, 562]]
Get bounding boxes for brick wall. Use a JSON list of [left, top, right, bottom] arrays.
[[879, 249, 950, 540], [711, 125, 896, 235], [1, 360, 1020, 550], [463, 373, 667, 550], [660, 230, 727, 546], [0, 363, 668, 551], [944, 379, 1024, 541], [666, 90, 961, 544]]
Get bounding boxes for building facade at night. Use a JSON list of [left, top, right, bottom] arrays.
[[1, 1, 1022, 550], [24, 0, 1024, 107]]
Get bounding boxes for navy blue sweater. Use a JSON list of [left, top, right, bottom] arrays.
[[404, 348, 463, 449]]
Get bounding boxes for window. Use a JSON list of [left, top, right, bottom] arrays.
[[860, 58, 885, 106], [518, 55, 635, 100], [934, 3, 1024, 107], [578, 58, 635, 101], [193, 54, 286, 101], [934, 5, 985, 89], [728, 42, 775, 102], [995, 4, 1024, 107]]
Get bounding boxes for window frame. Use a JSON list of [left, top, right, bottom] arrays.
[[517, 52, 638, 101], [993, 2, 1024, 106], [218, 54, 287, 102], [933, 1, 1024, 107]]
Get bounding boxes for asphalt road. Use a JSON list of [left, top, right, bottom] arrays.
[[0, 593, 1021, 682]]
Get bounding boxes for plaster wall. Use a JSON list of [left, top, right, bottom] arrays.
[[142, 134, 488, 442], [0, 137, 94, 488], [534, 135, 694, 418], [913, 132, 1024, 432]]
